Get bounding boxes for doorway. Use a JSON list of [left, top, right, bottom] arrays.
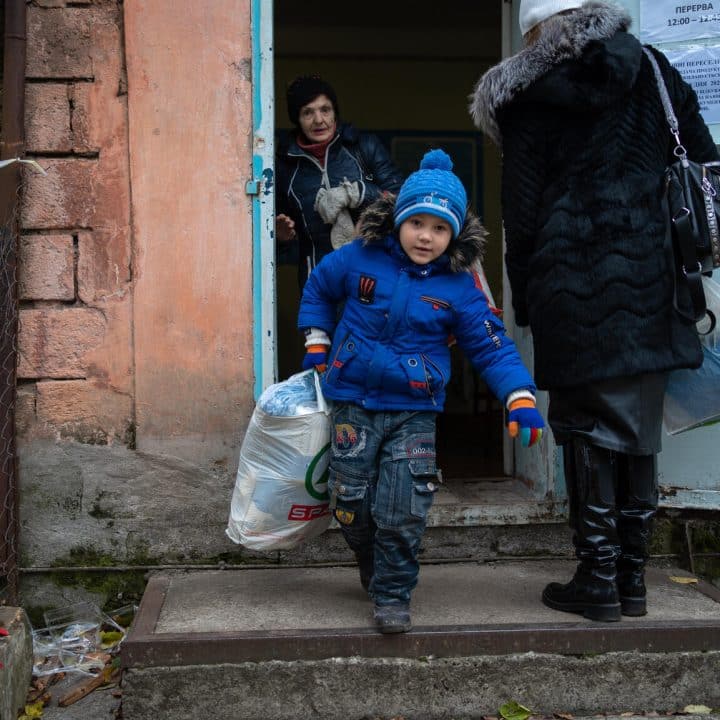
[[273, 1, 509, 483]]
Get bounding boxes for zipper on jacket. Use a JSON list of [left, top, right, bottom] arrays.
[[420, 353, 443, 407], [287, 135, 341, 258], [325, 333, 349, 383], [420, 295, 451, 310], [341, 146, 367, 202]]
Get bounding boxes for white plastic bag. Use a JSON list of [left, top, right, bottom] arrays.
[[225, 370, 332, 550], [664, 274, 720, 435]]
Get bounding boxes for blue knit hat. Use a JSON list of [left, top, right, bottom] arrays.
[[394, 149, 467, 238]]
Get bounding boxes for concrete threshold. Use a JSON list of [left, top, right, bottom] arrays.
[[120, 559, 720, 719], [121, 559, 720, 667]]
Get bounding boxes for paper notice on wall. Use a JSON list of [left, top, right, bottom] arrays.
[[665, 45, 720, 124], [640, 2, 720, 43]]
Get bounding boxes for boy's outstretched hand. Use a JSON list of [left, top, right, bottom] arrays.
[[302, 345, 328, 374], [507, 397, 545, 447]]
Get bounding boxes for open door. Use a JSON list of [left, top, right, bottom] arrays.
[[268, 0, 566, 524]]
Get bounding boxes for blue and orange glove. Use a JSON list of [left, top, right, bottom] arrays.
[[507, 396, 545, 447], [302, 328, 330, 374]]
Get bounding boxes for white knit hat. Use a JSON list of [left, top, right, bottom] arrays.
[[519, 0, 585, 36]]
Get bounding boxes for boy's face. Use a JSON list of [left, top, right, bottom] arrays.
[[298, 94, 336, 143], [399, 213, 452, 265]]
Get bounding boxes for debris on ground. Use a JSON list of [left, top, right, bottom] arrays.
[[25, 601, 136, 716]]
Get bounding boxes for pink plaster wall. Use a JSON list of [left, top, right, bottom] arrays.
[[21, 2, 134, 446], [124, 0, 255, 464]]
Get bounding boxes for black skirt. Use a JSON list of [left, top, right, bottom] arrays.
[[548, 373, 669, 455]]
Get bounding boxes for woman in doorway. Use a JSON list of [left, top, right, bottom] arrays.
[[276, 75, 404, 288], [470, 0, 718, 621]]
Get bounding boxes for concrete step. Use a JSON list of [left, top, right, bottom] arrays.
[[0, 607, 33, 720], [120, 559, 720, 720]]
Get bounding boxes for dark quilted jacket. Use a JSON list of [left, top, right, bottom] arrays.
[[276, 123, 403, 286], [470, 2, 719, 389]]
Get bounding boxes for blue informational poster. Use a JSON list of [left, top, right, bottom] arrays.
[[664, 45, 720, 124], [640, 1, 720, 43]]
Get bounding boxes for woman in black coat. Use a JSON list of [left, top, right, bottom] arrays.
[[471, 0, 718, 621]]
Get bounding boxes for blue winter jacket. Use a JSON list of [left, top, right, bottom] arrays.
[[297, 196, 536, 412]]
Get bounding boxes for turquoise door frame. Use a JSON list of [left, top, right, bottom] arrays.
[[250, 0, 277, 398]]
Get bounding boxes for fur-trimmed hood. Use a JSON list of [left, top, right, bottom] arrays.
[[356, 193, 487, 273], [470, 1, 633, 145]]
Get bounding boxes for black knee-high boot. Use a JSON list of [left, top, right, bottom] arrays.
[[543, 439, 622, 622], [616, 453, 658, 616]]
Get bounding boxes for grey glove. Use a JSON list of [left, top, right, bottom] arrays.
[[329, 209, 357, 249], [314, 179, 361, 224]]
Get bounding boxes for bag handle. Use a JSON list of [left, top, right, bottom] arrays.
[[642, 48, 688, 163], [313, 369, 330, 415]]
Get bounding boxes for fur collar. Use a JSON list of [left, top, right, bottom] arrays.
[[470, 1, 631, 145], [356, 194, 487, 273]]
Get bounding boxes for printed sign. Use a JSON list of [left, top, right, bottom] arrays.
[[665, 45, 720, 124], [640, 2, 720, 43]]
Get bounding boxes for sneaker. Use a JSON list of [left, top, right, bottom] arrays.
[[373, 603, 411, 634]]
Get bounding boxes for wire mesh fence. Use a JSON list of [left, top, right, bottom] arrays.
[[0, 204, 19, 606]]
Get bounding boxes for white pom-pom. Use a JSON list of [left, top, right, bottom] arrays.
[[420, 149, 453, 171]]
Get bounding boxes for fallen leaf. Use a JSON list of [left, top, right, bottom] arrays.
[[18, 701, 45, 719], [100, 630, 124, 648], [669, 576, 698, 585], [683, 706, 713, 714], [500, 701, 533, 720], [554, 713, 574, 720]]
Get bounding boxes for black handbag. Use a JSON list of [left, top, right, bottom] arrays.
[[644, 47, 719, 330]]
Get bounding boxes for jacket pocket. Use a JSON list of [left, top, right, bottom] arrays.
[[325, 334, 365, 388], [395, 353, 445, 402]]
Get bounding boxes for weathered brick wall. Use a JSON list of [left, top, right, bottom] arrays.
[[14, 1, 259, 610], [19, 0, 133, 445]]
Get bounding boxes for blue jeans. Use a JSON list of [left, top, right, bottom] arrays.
[[329, 403, 439, 605]]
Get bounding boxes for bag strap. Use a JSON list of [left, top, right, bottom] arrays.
[[643, 47, 714, 330], [642, 47, 688, 162], [313, 368, 330, 415], [673, 205, 712, 326]]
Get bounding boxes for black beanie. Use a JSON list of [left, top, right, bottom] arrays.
[[286, 75, 340, 126]]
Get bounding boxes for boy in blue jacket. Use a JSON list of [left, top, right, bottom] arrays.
[[298, 149, 544, 633]]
